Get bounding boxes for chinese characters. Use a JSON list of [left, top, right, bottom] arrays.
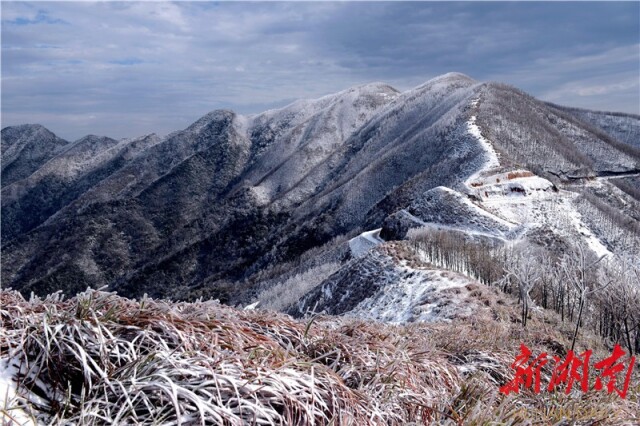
[[501, 344, 636, 398]]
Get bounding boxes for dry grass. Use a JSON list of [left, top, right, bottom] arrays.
[[506, 171, 535, 180], [1, 289, 638, 425]]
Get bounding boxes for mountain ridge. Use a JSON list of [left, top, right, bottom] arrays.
[[2, 73, 639, 308]]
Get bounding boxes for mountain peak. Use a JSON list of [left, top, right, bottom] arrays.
[[1, 123, 58, 140], [414, 72, 476, 87], [187, 109, 236, 133], [438, 71, 474, 81], [3, 123, 47, 131], [73, 134, 116, 144], [1, 124, 70, 187], [348, 81, 399, 94]]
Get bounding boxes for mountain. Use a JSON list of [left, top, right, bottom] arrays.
[[2, 73, 639, 312], [1, 124, 70, 187]]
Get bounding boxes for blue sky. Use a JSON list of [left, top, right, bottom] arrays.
[[2, 1, 639, 140]]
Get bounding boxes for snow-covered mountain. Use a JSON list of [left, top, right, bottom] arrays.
[[1, 124, 69, 187], [2, 73, 639, 316]]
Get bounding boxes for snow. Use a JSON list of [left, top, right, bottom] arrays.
[[251, 82, 398, 123], [346, 257, 482, 324], [434, 186, 517, 229], [469, 172, 555, 200], [244, 301, 260, 311], [394, 186, 518, 241], [465, 99, 500, 188], [562, 108, 640, 149], [232, 113, 251, 137], [0, 357, 37, 426], [405, 219, 511, 243], [244, 83, 399, 206], [348, 228, 384, 257], [565, 203, 612, 258], [478, 179, 613, 258], [2, 133, 162, 206], [411, 72, 475, 95], [341, 176, 612, 325], [249, 185, 271, 205], [294, 241, 494, 325]]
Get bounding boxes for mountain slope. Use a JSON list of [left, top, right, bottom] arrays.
[[1, 124, 70, 187], [289, 241, 501, 324], [3, 288, 637, 425], [2, 73, 639, 304], [476, 84, 640, 179], [0, 133, 147, 241], [548, 103, 640, 149]]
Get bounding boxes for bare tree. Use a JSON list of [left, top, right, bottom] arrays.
[[596, 257, 640, 355], [503, 248, 541, 328], [561, 244, 611, 352]]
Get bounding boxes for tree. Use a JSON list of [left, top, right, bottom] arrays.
[[561, 244, 611, 352], [503, 248, 541, 328], [595, 257, 640, 355]]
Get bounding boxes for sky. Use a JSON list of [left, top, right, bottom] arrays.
[[2, 1, 639, 140]]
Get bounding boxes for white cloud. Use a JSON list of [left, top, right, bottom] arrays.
[[1, 2, 638, 140]]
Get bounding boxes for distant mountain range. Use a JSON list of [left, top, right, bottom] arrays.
[[2, 73, 639, 317]]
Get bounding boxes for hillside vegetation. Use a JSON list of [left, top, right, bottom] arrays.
[[1, 289, 638, 425], [3, 74, 638, 304]]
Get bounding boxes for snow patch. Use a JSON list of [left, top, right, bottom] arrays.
[[390, 186, 518, 241], [565, 203, 612, 258], [249, 185, 272, 205], [479, 184, 612, 259], [349, 228, 384, 257], [434, 186, 517, 229], [0, 357, 37, 426], [244, 301, 260, 311], [469, 171, 555, 200], [348, 265, 477, 324], [232, 113, 251, 138], [465, 99, 500, 188]]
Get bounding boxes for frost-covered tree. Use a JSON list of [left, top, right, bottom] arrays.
[[502, 248, 541, 328], [594, 256, 640, 355], [561, 244, 610, 351]]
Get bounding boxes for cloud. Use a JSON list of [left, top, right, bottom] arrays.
[[108, 58, 145, 66], [1, 1, 638, 140], [485, 43, 640, 113], [5, 10, 68, 26]]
